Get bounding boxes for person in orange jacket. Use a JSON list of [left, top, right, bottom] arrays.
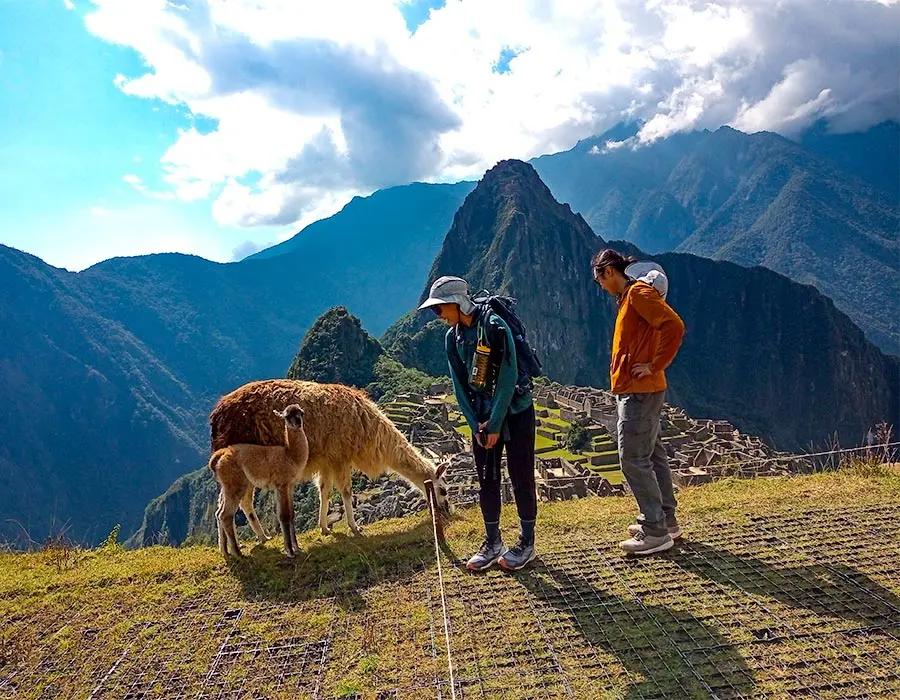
[[593, 248, 686, 555]]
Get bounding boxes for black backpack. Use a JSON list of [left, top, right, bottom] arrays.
[[473, 291, 543, 391]]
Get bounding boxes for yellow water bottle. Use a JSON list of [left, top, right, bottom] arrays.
[[471, 342, 491, 389]]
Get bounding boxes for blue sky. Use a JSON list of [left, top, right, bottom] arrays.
[[0, 0, 895, 272], [398, 0, 445, 33], [0, 1, 286, 270]]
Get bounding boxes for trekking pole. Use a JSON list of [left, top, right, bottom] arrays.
[[424, 478, 457, 699], [424, 479, 446, 545]]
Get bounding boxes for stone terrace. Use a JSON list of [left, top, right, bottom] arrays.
[[363, 382, 805, 520]]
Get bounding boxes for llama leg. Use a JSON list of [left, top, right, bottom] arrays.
[[317, 474, 333, 536], [288, 484, 299, 551], [240, 488, 269, 544], [276, 486, 296, 557], [217, 519, 227, 556], [215, 490, 228, 556], [286, 488, 299, 556], [217, 491, 242, 557], [339, 475, 362, 536]]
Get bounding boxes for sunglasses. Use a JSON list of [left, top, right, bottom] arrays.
[[430, 305, 443, 316], [592, 266, 606, 284]]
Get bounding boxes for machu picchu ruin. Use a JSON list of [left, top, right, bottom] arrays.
[[329, 380, 805, 528]]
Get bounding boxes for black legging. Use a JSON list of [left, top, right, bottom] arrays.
[[472, 404, 537, 523]]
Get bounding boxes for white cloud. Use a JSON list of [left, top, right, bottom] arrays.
[[591, 139, 632, 155], [230, 239, 272, 261], [63, 0, 75, 9], [123, 173, 175, 200], [85, 0, 899, 228], [212, 177, 353, 229]]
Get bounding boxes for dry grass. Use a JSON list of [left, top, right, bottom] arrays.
[[1, 467, 898, 698]]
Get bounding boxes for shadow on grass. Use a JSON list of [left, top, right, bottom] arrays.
[[671, 540, 900, 630], [508, 557, 756, 700], [433, 538, 752, 698], [223, 518, 437, 607]]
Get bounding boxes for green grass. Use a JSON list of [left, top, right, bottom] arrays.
[[455, 424, 472, 440], [534, 403, 570, 424], [539, 447, 584, 461], [588, 466, 624, 484], [538, 415, 571, 429], [534, 434, 558, 450], [2, 467, 899, 698]]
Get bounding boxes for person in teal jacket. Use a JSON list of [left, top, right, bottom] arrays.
[[419, 276, 537, 572]]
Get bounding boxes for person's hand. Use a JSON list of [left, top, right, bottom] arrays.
[[475, 422, 499, 449], [632, 362, 653, 378]]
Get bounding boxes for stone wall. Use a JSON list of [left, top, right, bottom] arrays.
[[351, 381, 804, 527]]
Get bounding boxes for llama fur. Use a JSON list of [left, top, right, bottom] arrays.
[[209, 380, 453, 536], [208, 404, 309, 557]]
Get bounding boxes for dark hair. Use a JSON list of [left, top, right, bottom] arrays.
[[591, 248, 637, 276]]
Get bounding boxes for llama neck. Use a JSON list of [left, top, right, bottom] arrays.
[[284, 425, 309, 465], [394, 440, 436, 487]]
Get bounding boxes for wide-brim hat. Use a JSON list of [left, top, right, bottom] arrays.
[[417, 275, 476, 315]]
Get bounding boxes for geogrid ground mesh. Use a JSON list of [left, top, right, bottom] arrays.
[[2, 504, 898, 699]]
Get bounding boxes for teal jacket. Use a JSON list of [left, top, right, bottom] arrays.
[[445, 310, 533, 435]]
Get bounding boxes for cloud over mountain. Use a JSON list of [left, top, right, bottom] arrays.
[[85, 0, 899, 228]]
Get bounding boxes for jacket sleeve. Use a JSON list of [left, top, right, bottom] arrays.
[[446, 329, 479, 431], [630, 283, 685, 372], [487, 316, 518, 434]]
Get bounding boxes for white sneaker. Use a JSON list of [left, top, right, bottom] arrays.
[[466, 538, 505, 571], [628, 519, 682, 540], [620, 531, 674, 555]]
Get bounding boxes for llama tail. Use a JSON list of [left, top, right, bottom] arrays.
[[208, 449, 227, 474]]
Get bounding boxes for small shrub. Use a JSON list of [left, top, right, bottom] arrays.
[[565, 424, 589, 453], [100, 523, 122, 551], [42, 526, 78, 573]]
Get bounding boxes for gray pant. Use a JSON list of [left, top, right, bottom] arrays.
[[616, 391, 677, 537]]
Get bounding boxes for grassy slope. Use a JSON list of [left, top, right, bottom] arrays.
[[2, 468, 898, 699]]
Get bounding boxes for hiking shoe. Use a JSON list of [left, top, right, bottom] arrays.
[[620, 530, 674, 555], [628, 517, 682, 540], [498, 539, 536, 571], [466, 538, 505, 572]]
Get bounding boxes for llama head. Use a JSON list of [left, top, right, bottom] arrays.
[[273, 404, 305, 430], [432, 460, 454, 519]]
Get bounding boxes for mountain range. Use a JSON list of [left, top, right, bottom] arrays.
[[253, 120, 899, 353], [1, 123, 897, 546], [531, 121, 899, 353], [0, 186, 466, 545], [385, 159, 899, 449]]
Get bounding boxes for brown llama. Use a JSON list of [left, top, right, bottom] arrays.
[[208, 404, 310, 557], [209, 380, 453, 536]]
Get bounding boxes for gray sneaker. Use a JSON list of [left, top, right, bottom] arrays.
[[620, 530, 674, 555], [466, 538, 505, 571], [628, 516, 682, 539], [498, 539, 536, 571]]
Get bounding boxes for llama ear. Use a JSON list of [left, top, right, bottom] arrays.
[[435, 462, 448, 480]]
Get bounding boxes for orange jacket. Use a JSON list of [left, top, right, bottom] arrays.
[[610, 281, 685, 395]]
